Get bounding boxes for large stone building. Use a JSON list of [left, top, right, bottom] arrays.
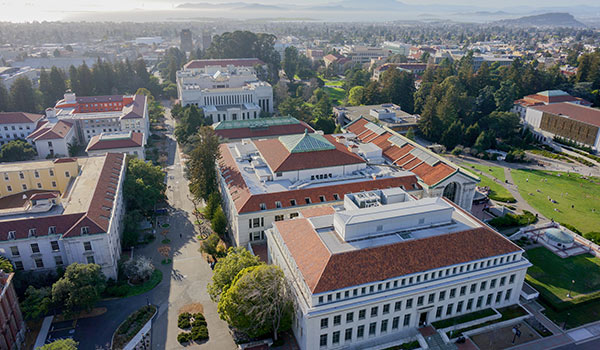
[[0, 271, 24, 350], [28, 92, 149, 158], [0, 154, 126, 279], [343, 117, 478, 211], [212, 116, 315, 141], [267, 188, 529, 350], [524, 102, 600, 150], [341, 45, 390, 65], [177, 58, 273, 123], [512, 90, 592, 119], [0, 112, 44, 146]]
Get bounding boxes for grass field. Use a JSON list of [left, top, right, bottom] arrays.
[[324, 86, 345, 105], [511, 169, 600, 234], [466, 163, 506, 182], [542, 298, 600, 329], [461, 164, 515, 202], [526, 247, 600, 300]]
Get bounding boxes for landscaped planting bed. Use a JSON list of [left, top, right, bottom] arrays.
[[177, 312, 209, 345], [431, 308, 496, 329], [447, 305, 528, 338], [113, 305, 157, 349]]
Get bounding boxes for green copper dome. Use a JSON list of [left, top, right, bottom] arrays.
[[544, 228, 574, 244], [279, 130, 335, 153]]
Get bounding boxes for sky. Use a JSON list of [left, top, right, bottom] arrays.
[[0, 0, 597, 22]]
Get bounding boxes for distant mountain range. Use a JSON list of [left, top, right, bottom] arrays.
[[493, 12, 586, 28]]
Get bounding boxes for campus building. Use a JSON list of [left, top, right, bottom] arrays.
[[340, 45, 390, 65], [343, 117, 479, 211], [176, 58, 274, 123], [267, 188, 529, 350], [523, 102, 600, 151], [0, 154, 126, 279], [512, 90, 592, 119], [0, 271, 24, 350], [0, 112, 44, 146], [212, 116, 315, 141], [217, 131, 422, 248], [333, 104, 418, 133], [86, 131, 145, 159]]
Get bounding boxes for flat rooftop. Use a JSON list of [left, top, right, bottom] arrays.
[[336, 104, 418, 126], [55, 108, 123, 119], [0, 159, 55, 172], [63, 156, 106, 214]]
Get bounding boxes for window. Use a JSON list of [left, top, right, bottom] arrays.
[[358, 309, 366, 320], [476, 296, 483, 308], [34, 170, 39, 178], [318, 296, 323, 304], [290, 212, 299, 219], [48, 226, 56, 234], [346, 312, 353, 323], [460, 286, 466, 296], [81, 226, 89, 235], [505, 289, 512, 300], [10, 246, 19, 256], [486, 293, 493, 306], [19, 172, 24, 179], [403, 314, 411, 327], [3, 173, 7, 180], [439, 291, 446, 301], [83, 241, 92, 251], [49, 169, 54, 176], [466, 298, 473, 311], [446, 303, 453, 315], [275, 201, 282, 208], [332, 331, 340, 344], [369, 322, 376, 336], [37, 182, 42, 189], [428, 293, 435, 304], [357, 325, 364, 338], [371, 306, 378, 317], [50, 241, 59, 251], [321, 318, 328, 329], [392, 316, 400, 330], [481, 281, 487, 291], [450, 288, 456, 298], [383, 304, 390, 314], [394, 301, 402, 311], [333, 193, 340, 200], [259, 203, 266, 210], [28, 228, 36, 237], [304, 197, 311, 204], [406, 298, 413, 309], [470, 283, 477, 294], [327, 295, 332, 302], [457, 301, 464, 313], [490, 279, 497, 289], [333, 315, 341, 326], [274, 215, 284, 222], [290, 199, 297, 206], [54, 256, 64, 266], [14, 261, 24, 270], [319, 195, 326, 202], [500, 276, 506, 286], [7, 231, 15, 240], [35, 258, 44, 268], [51, 181, 57, 187], [86, 255, 95, 264], [436, 306, 443, 318], [345, 328, 352, 341], [381, 319, 388, 333], [31, 243, 40, 253], [6, 185, 11, 192], [509, 274, 516, 284], [496, 291, 503, 303], [417, 296, 424, 306], [252, 218, 261, 228], [319, 334, 327, 347], [21, 184, 27, 190]]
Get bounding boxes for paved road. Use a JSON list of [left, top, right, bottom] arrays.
[[74, 102, 236, 350]]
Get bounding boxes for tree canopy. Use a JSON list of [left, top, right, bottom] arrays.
[[208, 247, 262, 302], [0, 140, 37, 162], [186, 126, 221, 201], [123, 158, 166, 215], [39, 339, 78, 350], [52, 263, 106, 317]]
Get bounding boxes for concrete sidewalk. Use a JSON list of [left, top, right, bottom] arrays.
[[507, 319, 600, 350]]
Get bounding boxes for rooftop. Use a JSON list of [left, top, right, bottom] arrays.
[[184, 58, 265, 70], [532, 102, 600, 128], [335, 104, 418, 128], [212, 116, 315, 140], [0, 112, 44, 124], [86, 131, 143, 151]]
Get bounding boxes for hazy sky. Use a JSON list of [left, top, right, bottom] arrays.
[[0, 0, 597, 22]]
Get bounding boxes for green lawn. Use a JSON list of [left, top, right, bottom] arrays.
[[542, 298, 600, 329], [525, 247, 600, 301], [323, 86, 345, 105], [511, 169, 600, 234], [461, 165, 515, 202], [466, 162, 506, 182]]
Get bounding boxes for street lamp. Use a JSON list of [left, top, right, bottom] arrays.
[[567, 279, 575, 298], [563, 312, 571, 330]]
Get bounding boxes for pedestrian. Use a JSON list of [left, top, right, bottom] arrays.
[[180, 233, 182, 238]]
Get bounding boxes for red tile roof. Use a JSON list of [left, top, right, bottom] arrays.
[[214, 121, 315, 140], [29, 192, 58, 200], [275, 204, 521, 294], [253, 134, 365, 173], [27, 120, 73, 141], [0, 112, 44, 124], [218, 143, 421, 214], [184, 58, 265, 69], [344, 117, 461, 187], [53, 158, 77, 164], [300, 206, 335, 218], [86, 132, 143, 151], [532, 102, 600, 128], [76, 95, 124, 104], [0, 153, 126, 242]]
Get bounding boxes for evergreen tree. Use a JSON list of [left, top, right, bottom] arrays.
[[9, 76, 36, 112], [282, 46, 299, 81], [0, 81, 8, 112], [39, 68, 53, 107], [380, 69, 415, 113], [49, 67, 67, 105], [68, 65, 79, 93], [76, 63, 94, 96]]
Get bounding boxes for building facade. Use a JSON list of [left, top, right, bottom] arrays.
[[27, 119, 76, 158], [86, 131, 145, 159], [0, 271, 25, 350], [177, 59, 273, 123], [341, 45, 390, 65], [0, 154, 126, 279], [512, 90, 592, 119], [267, 188, 529, 350], [0, 112, 44, 146]]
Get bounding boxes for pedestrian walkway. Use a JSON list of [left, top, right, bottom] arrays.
[[522, 301, 562, 334]]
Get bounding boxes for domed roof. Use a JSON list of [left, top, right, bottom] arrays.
[[544, 228, 574, 244]]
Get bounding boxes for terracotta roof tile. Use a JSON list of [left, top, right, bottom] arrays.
[[214, 121, 314, 140], [184, 58, 264, 69], [300, 206, 336, 218], [86, 132, 143, 151], [0, 112, 44, 124]]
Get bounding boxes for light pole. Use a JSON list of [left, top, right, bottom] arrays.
[[567, 279, 575, 298]]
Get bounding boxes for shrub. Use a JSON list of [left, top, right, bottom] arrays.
[[122, 256, 155, 284], [489, 211, 537, 228], [201, 233, 221, 258], [561, 222, 582, 235], [178, 312, 192, 329], [177, 332, 191, 344], [584, 232, 600, 243], [105, 284, 129, 298], [190, 324, 209, 341], [451, 146, 463, 156]]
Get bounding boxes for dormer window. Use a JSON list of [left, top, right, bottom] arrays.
[[28, 228, 36, 237], [19, 172, 24, 179], [48, 226, 56, 235], [275, 201, 282, 208], [290, 199, 297, 206], [333, 193, 340, 201], [259, 203, 266, 210], [7, 231, 16, 240], [81, 226, 89, 235], [305, 197, 311, 204], [319, 195, 326, 202]]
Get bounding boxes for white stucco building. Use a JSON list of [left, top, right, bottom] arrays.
[[86, 131, 145, 159], [340, 45, 390, 65], [0, 154, 126, 279], [267, 188, 529, 350], [177, 58, 273, 123], [0, 112, 44, 146], [27, 119, 77, 159]]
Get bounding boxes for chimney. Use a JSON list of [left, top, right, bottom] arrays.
[[64, 90, 76, 104], [45, 108, 56, 119]]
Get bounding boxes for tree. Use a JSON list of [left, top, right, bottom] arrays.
[[211, 206, 227, 237], [76, 63, 94, 96], [0, 256, 13, 272], [494, 81, 517, 112], [348, 86, 365, 106], [203, 192, 221, 220], [362, 81, 381, 105], [207, 247, 262, 301], [123, 158, 166, 214], [52, 263, 106, 316], [282, 46, 299, 81], [39, 339, 78, 350], [218, 265, 293, 341], [277, 97, 310, 122], [380, 69, 415, 113], [473, 130, 492, 151], [21, 286, 52, 320], [405, 128, 416, 140], [440, 120, 464, 150], [0, 80, 9, 111], [201, 233, 222, 258], [68, 65, 79, 93], [9, 76, 36, 112], [0, 140, 37, 162], [312, 94, 332, 120], [174, 105, 209, 144], [122, 256, 154, 284], [187, 126, 221, 201], [122, 209, 144, 248]]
